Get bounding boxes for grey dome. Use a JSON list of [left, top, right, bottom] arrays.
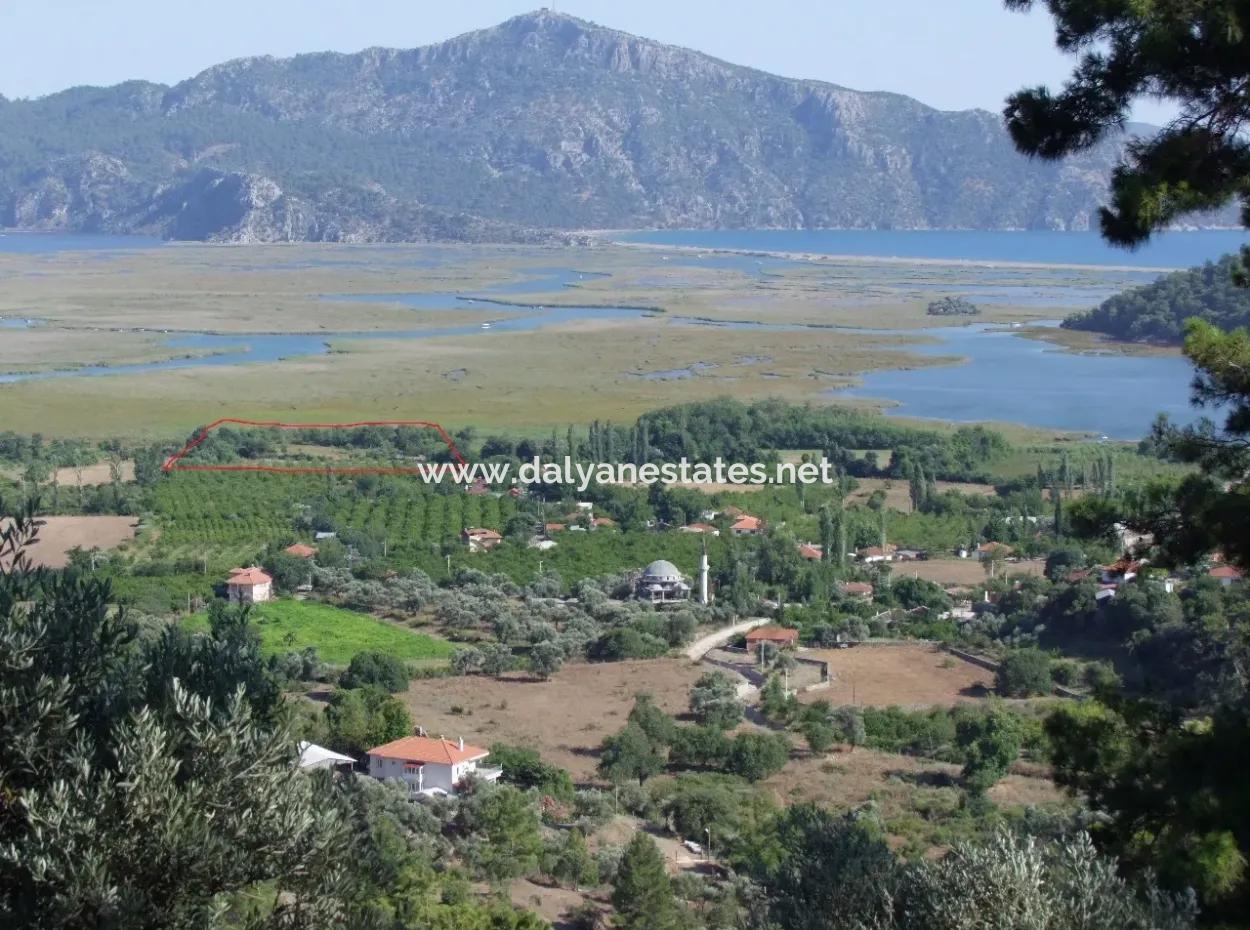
[[641, 560, 683, 583]]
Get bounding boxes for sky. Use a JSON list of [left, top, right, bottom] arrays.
[[0, 0, 1176, 123]]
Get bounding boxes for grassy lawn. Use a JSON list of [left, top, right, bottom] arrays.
[[186, 599, 455, 666]]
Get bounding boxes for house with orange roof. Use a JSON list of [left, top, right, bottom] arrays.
[[366, 733, 502, 796], [744, 625, 800, 652], [730, 515, 763, 537], [461, 527, 503, 552], [226, 567, 272, 604], [797, 543, 823, 562], [284, 543, 318, 559], [1209, 564, 1243, 587], [839, 581, 874, 600]]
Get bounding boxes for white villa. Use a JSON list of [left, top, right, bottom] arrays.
[[366, 735, 502, 797]]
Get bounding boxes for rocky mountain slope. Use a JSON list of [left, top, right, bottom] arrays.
[[0, 10, 1185, 243]]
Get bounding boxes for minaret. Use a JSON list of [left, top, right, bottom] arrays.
[[699, 539, 710, 605]]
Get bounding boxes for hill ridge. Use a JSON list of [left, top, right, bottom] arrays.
[[0, 10, 1216, 243]]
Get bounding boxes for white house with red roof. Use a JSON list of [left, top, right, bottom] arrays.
[[226, 567, 272, 604], [367, 734, 502, 796]]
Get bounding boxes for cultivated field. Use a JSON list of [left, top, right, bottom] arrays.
[[891, 557, 1047, 586], [1, 515, 140, 568], [797, 644, 993, 708], [844, 477, 998, 512], [185, 600, 455, 666], [403, 658, 706, 779]]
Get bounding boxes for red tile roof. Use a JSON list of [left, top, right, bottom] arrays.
[[1210, 565, 1243, 580], [593, 517, 616, 527], [731, 516, 763, 531], [797, 543, 823, 561], [463, 527, 502, 540], [840, 582, 874, 596], [745, 625, 800, 643], [367, 735, 489, 765], [545, 523, 566, 533], [284, 543, 317, 558], [227, 567, 272, 586]]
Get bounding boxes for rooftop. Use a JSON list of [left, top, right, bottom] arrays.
[[227, 566, 272, 586], [367, 735, 489, 766], [745, 625, 800, 642]]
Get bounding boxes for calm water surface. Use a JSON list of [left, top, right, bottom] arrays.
[[0, 231, 1217, 438]]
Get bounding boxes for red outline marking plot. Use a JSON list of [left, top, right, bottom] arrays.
[[162, 418, 468, 474]]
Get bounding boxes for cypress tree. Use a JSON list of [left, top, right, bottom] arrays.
[[612, 833, 681, 930]]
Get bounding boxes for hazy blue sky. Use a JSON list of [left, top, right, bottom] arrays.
[[0, 1, 1175, 123]]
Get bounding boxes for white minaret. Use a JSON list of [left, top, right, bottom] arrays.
[[699, 540, 710, 605]]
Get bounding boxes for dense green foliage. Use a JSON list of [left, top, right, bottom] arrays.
[[1005, 0, 1249, 259], [1064, 256, 1250, 343]]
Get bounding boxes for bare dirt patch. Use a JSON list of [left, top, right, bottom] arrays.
[[52, 460, 135, 486], [2, 515, 140, 568], [891, 558, 1046, 587], [762, 747, 1066, 824], [797, 644, 992, 708], [402, 659, 705, 780]]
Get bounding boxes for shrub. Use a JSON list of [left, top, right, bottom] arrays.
[[725, 732, 791, 782], [996, 649, 1053, 697], [339, 650, 410, 693], [689, 671, 743, 730], [589, 628, 669, 661], [489, 743, 575, 801]]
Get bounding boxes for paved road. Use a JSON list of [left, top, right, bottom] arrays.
[[684, 617, 770, 661]]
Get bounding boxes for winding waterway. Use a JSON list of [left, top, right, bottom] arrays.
[[0, 232, 1220, 438]]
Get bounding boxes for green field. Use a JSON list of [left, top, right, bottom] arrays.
[[186, 598, 454, 666]]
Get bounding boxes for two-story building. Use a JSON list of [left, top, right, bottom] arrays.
[[366, 735, 502, 797]]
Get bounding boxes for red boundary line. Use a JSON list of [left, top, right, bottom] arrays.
[[162, 418, 468, 474]]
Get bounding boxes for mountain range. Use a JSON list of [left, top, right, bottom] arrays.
[[0, 10, 1183, 244]]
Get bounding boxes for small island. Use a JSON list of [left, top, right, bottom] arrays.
[[926, 296, 981, 316]]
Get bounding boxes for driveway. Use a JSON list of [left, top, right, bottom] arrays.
[[684, 617, 771, 661]]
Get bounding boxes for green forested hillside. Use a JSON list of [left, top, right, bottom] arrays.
[[1062, 254, 1250, 343]]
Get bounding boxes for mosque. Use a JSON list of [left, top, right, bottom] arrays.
[[633, 546, 710, 605]]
